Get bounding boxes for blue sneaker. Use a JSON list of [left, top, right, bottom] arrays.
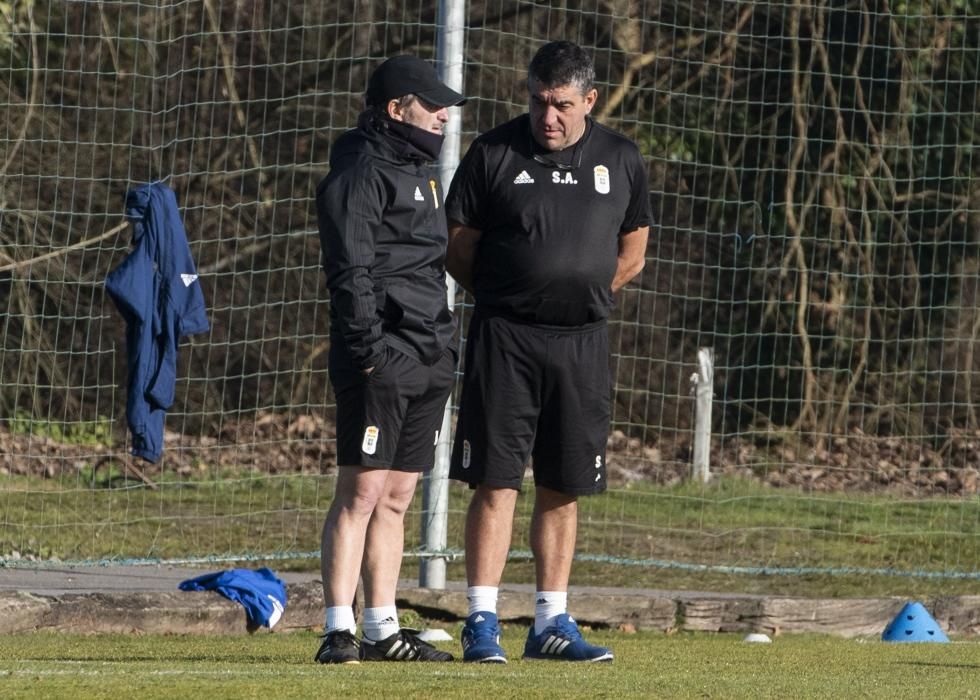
[[522, 614, 613, 662], [461, 612, 507, 663]]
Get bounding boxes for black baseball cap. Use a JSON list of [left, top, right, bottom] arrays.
[[366, 55, 466, 108]]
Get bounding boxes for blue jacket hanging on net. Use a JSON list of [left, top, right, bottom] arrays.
[[179, 568, 288, 629], [105, 182, 209, 462]]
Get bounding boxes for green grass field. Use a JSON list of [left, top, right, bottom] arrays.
[[3, 472, 980, 598], [1, 629, 978, 699], [3, 474, 980, 696]]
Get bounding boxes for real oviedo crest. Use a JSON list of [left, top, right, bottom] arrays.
[[593, 164, 610, 194]]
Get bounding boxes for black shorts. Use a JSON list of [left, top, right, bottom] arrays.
[[331, 345, 455, 471], [449, 313, 611, 495]]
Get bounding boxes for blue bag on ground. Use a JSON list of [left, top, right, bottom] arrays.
[[179, 568, 287, 629]]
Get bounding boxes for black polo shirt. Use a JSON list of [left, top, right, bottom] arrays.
[[446, 114, 651, 326]]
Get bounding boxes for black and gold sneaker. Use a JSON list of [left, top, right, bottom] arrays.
[[314, 630, 361, 664], [361, 628, 454, 662]]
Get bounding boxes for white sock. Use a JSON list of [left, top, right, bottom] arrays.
[[534, 591, 567, 635], [362, 605, 400, 642], [325, 605, 356, 635], [467, 585, 499, 616]]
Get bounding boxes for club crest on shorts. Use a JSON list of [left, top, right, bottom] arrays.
[[593, 165, 610, 194], [362, 425, 379, 455], [462, 439, 471, 469]]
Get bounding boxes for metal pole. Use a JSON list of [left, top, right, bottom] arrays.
[[436, 0, 465, 193], [420, 0, 465, 589], [691, 347, 713, 483]]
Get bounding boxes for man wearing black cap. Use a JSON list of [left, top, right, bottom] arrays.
[[314, 55, 465, 664]]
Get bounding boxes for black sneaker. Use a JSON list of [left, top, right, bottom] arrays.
[[314, 630, 361, 664], [361, 628, 454, 662]]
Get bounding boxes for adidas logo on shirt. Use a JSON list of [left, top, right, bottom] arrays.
[[513, 170, 534, 184], [414, 186, 425, 201]]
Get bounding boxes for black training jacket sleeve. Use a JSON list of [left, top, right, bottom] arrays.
[[316, 164, 387, 370]]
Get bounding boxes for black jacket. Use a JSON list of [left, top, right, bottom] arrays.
[[316, 114, 455, 374]]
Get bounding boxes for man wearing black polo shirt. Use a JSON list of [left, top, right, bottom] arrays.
[[446, 41, 651, 663]]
